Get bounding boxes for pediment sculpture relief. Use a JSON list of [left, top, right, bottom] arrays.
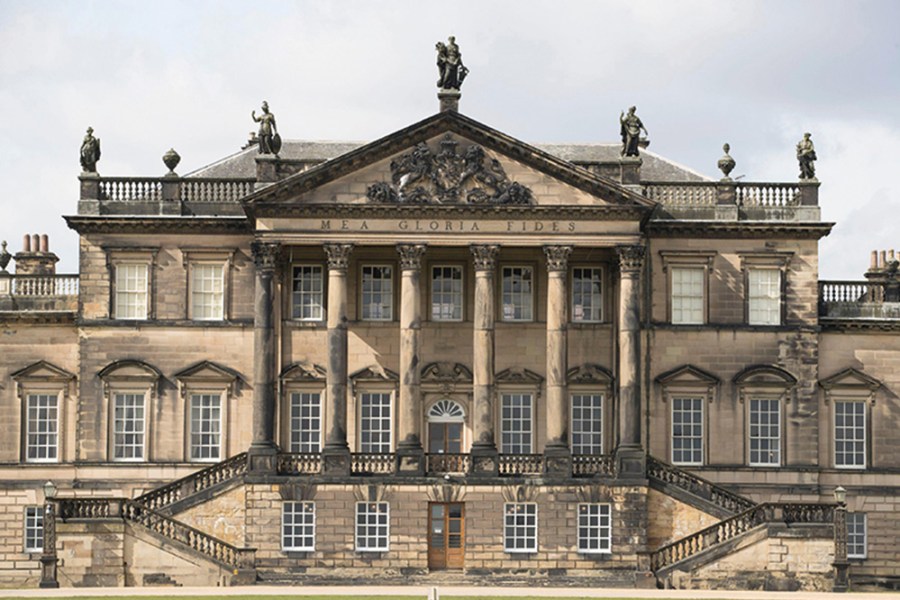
[[366, 134, 534, 205]]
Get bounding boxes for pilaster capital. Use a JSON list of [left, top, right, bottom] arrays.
[[324, 243, 354, 271], [470, 244, 500, 272], [543, 245, 573, 272], [616, 245, 645, 273], [250, 241, 281, 273], [396, 243, 427, 271]]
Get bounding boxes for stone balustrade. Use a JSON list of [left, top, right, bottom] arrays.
[[819, 280, 900, 320]]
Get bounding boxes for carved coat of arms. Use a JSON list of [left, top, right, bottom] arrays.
[[366, 134, 534, 205]]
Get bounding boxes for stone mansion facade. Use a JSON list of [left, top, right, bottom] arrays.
[[0, 92, 898, 591]]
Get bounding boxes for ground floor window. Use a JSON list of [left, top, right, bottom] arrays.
[[503, 502, 537, 553], [847, 512, 867, 559], [355, 502, 389, 551], [24, 506, 43, 553], [577, 503, 611, 554], [282, 501, 315, 551]]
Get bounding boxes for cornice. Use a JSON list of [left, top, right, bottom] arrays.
[[819, 318, 900, 333], [0, 311, 76, 325], [646, 220, 834, 239], [65, 216, 251, 234]]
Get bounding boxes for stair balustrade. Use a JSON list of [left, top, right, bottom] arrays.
[[135, 451, 248, 511], [647, 456, 755, 515]]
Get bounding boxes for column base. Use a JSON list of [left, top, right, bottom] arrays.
[[543, 445, 572, 479], [322, 445, 351, 477], [248, 442, 279, 474], [396, 445, 425, 477], [615, 445, 647, 480], [634, 551, 656, 588], [833, 560, 850, 593], [469, 445, 499, 477], [39, 555, 59, 588]]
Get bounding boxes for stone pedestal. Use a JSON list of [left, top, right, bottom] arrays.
[[323, 244, 353, 474], [470, 245, 499, 476], [618, 157, 642, 185], [160, 174, 181, 215], [249, 241, 281, 472], [255, 155, 278, 188], [78, 172, 101, 215], [615, 245, 645, 478], [544, 245, 572, 478], [799, 179, 820, 206], [438, 90, 460, 112]]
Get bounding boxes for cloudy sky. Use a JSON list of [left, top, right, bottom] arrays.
[[1, 0, 898, 278]]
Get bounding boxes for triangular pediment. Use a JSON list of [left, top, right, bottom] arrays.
[[281, 360, 327, 382], [819, 367, 881, 391], [11, 360, 76, 383], [656, 364, 720, 386], [173, 360, 242, 384], [243, 111, 654, 215]]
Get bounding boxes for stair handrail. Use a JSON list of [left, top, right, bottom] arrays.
[[650, 501, 836, 572], [135, 451, 249, 511], [647, 455, 756, 514]]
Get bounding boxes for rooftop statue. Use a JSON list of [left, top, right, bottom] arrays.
[[620, 106, 648, 157], [80, 127, 101, 173], [797, 132, 817, 180], [252, 101, 281, 155], [436, 36, 469, 91]]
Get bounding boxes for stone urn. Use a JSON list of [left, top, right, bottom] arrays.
[[718, 143, 736, 180], [163, 148, 181, 175]]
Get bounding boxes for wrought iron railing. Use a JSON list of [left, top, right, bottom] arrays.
[[9, 274, 79, 296], [425, 453, 471, 474], [277, 452, 322, 475], [135, 452, 248, 511], [572, 454, 615, 477], [650, 502, 834, 572], [647, 456, 755, 515], [498, 454, 544, 475], [351, 453, 395, 475], [181, 178, 255, 202]]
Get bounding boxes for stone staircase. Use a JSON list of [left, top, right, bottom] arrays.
[[646, 455, 755, 519], [135, 451, 248, 514]]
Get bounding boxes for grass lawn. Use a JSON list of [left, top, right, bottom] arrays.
[[0, 596, 736, 600]]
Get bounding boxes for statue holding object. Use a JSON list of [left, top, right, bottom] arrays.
[[252, 101, 281, 155], [620, 106, 649, 157], [797, 132, 817, 180], [436, 36, 469, 91], [80, 127, 101, 173]]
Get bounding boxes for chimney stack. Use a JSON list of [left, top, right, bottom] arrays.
[[13, 233, 59, 275]]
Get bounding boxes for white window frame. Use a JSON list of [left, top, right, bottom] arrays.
[[359, 391, 393, 453], [571, 266, 603, 323], [292, 264, 325, 322], [288, 390, 322, 453], [571, 393, 604, 455], [847, 512, 867, 559], [501, 265, 534, 322], [500, 392, 534, 454], [670, 266, 705, 325], [355, 502, 390, 552], [577, 503, 611, 554], [430, 264, 464, 322], [114, 261, 149, 320], [660, 252, 715, 326], [24, 506, 44, 553], [671, 396, 704, 466], [111, 391, 147, 462], [189, 262, 226, 321], [834, 400, 866, 469], [740, 252, 791, 326], [503, 502, 538, 553], [24, 392, 60, 463], [188, 391, 224, 463], [282, 501, 316, 552], [748, 267, 782, 326], [360, 264, 394, 321], [748, 397, 781, 467]]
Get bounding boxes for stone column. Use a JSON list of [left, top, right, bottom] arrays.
[[470, 244, 500, 476], [323, 243, 353, 475], [396, 243, 426, 475], [615, 245, 646, 478], [544, 245, 573, 477], [249, 241, 280, 472]]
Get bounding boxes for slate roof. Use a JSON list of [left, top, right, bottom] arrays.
[[187, 139, 711, 183]]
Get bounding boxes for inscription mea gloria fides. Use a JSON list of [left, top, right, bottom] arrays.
[[366, 134, 534, 205], [319, 218, 578, 233]]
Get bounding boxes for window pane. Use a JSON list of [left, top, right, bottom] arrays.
[[748, 269, 781, 325], [282, 501, 316, 551], [502, 266, 533, 321], [671, 267, 704, 324], [191, 264, 225, 320], [572, 268, 602, 322], [503, 503, 537, 552], [113, 393, 145, 461], [431, 266, 463, 321], [749, 398, 780, 466], [24, 507, 44, 552], [835, 402, 866, 468], [362, 266, 393, 321], [292, 265, 324, 320], [360, 393, 392, 453], [571, 394, 603, 455], [355, 502, 389, 551], [500, 394, 533, 454], [190, 393, 222, 462], [115, 263, 148, 320], [847, 512, 867, 558], [25, 394, 58, 462], [290, 392, 321, 452], [577, 503, 611, 553], [672, 397, 703, 465]]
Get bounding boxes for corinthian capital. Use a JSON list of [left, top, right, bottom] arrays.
[[616, 245, 645, 273], [543, 245, 573, 272], [251, 241, 281, 272], [324, 243, 354, 271], [396, 244, 427, 270], [470, 244, 500, 271]]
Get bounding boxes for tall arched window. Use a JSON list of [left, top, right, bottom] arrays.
[[427, 399, 465, 454]]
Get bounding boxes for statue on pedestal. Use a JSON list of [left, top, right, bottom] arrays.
[[252, 101, 281, 155], [80, 127, 101, 173], [436, 36, 469, 91], [797, 132, 817, 180], [620, 107, 648, 157]]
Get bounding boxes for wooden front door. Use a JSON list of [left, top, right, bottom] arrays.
[[428, 502, 464, 570]]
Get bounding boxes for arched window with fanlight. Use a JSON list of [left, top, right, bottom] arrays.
[[427, 399, 465, 454]]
